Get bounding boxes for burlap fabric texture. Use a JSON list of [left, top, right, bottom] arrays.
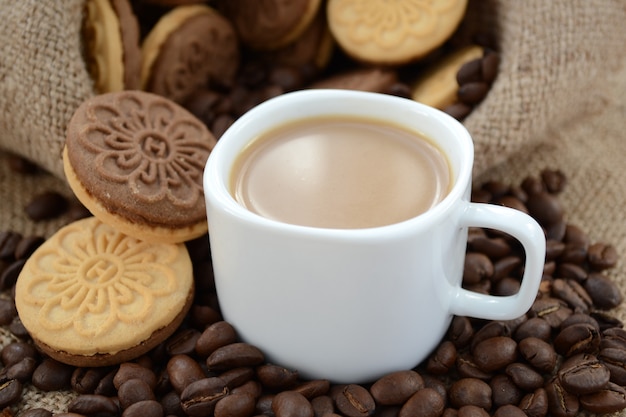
[[0, 0, 626, 414]]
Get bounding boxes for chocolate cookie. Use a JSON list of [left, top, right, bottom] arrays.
[[82, 0, 142, 92], [15, 217, 194, 367], [63, 90, 216, 244], [217, 0, 322, 50], [141, 4, 240, 104], [327, 0, 468, 65]]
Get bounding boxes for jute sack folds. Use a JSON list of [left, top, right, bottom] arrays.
[[0, 0, 625, 180]]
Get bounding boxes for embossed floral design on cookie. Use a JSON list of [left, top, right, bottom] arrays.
[[327, 0, 468, 64], [15, 217, 194, 363], [64, 91, 216, 243]]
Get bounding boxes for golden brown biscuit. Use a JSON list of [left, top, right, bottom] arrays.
[[327, 0, 468, 65], [217, 0, 322, 50], [82, 0, 142, 92], [15, 217, 194, 367], [141, 4, 239, 104], [411, 45, 484, 109], [63, 90, 216, 244]]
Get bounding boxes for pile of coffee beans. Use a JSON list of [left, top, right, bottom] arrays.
[[1, 160, 625, 417]]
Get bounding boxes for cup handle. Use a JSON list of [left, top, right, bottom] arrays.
[[449, 202, 546, 320]]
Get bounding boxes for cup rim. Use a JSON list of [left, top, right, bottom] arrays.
[[203, 89, 474, 238]]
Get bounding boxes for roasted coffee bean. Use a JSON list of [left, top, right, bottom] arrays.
[[0, 231, 22, 260], [493, 404, 526, 417], [599, 347, 626, 385], [114, 363, 158, 390], [481, 51, 500, 83], [189, 304, 221, 330], [579, 381, 626, 414], [554, 323, 600, 357], [491, 256, 522, 281], [160, 390, 184, 417], [457, 404, 489, 417], [463, 253, 494, 284], [493, 277, 520, 296], [122, 400, 164, 417], [1, 341, 37, 367], [456, 58, 483, 85], [166, 328, 202, 356], [467, 236, 511, 259], [180, 377, 229, 417], [505, 362, 544, 391], [521, 176, 545, 196], [370, 370, 423, 406], [268, 66, 304, 92], [20, 408, 53, 417], [334, 384, 375, 417], [545, 239, 566, 260], [0, 259, 26, 290], [518, 337, 557, 373], [558, 353, 610, 395], [311, 395, 334, 417], [71, 367, 114, 395], [530, 297, 572, 328], [540, 169, 566, 194], [67, 394, 119, 416], [256, 364, 299, 390], [560, 244, 588, 266], [556, 263, 588, 282], [443, 102, 472, 120], [493, 195, 528, 213], [446, 316, 474, 348], [448, 378, 491, 410], [514, 317, 551, 342], [167, 354, 206, 394], [25, 191, 68, 220], [31, 358, 73, 391], [398, 388, 444, 417], [4, 356, 37, 382], [207, 343, 265, 371], [455, 352, 493, 380], [384, 82, 412, 99], [590, 311, 624, 331], [255, 393, 275, 416], [551, 279, 592, 313], [9, 315, 29, 339], [215, 392, 257, 417], [292, 379, 330, 399], [426, 341, 457, 375], [195, 321, 238, 358], [14, 235, 45, 260], [490, 374, 522, 408], [93, 368, 117, 397], [526, 191, 564, 226], [601, 327, 626, 350], [471, 322, 513, 351], [118, 378, 156, 409], [584, 272, 623, 309], [587, 242, 618, 271], [482, 181, 510, 198], [272, 390, 314, 417], [472, 336, 518, 372], [0, 298, 17, 326], [518, 388, 548, 417], [220, 367, 255, 390], [231, 379, 262, 399], [457, 81, 489, 105], [421, 374, 448, 404], [0, 378, 22, 407], [560, 312, 600, 332], [545, 376, 579, 417]]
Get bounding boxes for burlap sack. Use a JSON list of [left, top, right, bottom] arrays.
[[1, 0, 626, 414]]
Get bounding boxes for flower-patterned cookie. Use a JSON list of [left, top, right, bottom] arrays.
[[63, 90, 216, 243], [327, 0, 468, 65], [15, 217, 194, 367]]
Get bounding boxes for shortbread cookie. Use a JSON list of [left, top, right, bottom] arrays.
[[217, 0, 322, 50], [411, 45, 484, 109], [82, 0, 142, 92], [15, 217, 194, 367], [327, 0, 468, 65], [63, 91, 216, 244], [141, 4, 239, 104]]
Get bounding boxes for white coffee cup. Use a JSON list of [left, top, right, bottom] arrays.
[[203, 90, 545, 384]]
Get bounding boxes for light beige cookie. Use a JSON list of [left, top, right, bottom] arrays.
[[141, 4, 240, 104], [411, 45, 484, 109], [82, 0, 142, 92], [327, 0, 468, 65], [63, 90, 216, 244], [15, 217, 194, 367]]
